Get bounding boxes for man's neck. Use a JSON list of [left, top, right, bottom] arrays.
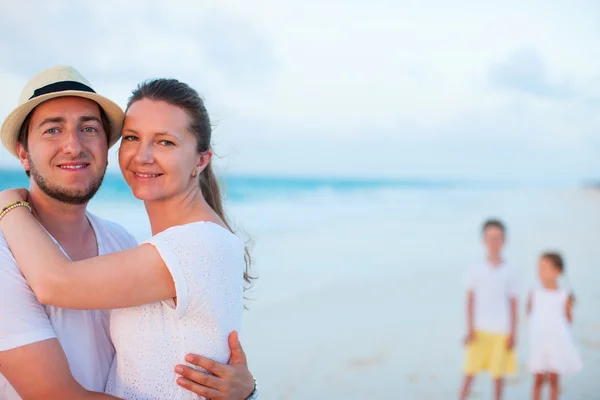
[[28, 186, 91, 245]]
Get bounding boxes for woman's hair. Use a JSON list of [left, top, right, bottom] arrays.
[[541, 252, 564, 273], [126, 78, 255, 290]]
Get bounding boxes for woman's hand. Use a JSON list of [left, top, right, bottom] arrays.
[[0, 189, 29, 209]]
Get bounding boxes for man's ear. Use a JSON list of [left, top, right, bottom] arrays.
[[15, 142, 30, 173]]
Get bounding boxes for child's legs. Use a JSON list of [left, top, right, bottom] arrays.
[[489, 333, 517, 378], [493, 378, 504, 400], [459, 375, 474, 400], [461, 331, 489, 399], [489, 333, 517, 400], [532, 373, 546, 400], [549, 373, 559, 400]]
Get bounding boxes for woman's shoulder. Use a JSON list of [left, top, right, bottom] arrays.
[[150, 221, 243, 250]]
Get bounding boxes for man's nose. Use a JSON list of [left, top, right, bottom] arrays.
[[62, 128, 84, 156]]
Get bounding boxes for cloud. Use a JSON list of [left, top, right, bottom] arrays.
[[489, 48, 576, 98], [1, 0, 600, 180]]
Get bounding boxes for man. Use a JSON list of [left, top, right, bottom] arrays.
[[0, 66, 257, 399], [459, 219, 518, 400]]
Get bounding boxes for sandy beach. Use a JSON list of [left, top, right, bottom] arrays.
[[237, 187, 600, 399]]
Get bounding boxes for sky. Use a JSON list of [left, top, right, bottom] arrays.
[[1, 0, 600, 181]]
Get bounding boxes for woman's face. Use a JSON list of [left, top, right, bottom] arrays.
[[119, 99, 210, 201]]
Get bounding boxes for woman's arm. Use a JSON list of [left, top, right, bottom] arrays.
[[0, 204, 175, 310]]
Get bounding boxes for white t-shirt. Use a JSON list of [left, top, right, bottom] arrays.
[[0, 213, 138, 399], [465, 260, 519, 334], [105, 222, 245, 400]]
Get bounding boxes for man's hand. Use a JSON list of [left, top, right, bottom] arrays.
[[175, 331, 255, 400]]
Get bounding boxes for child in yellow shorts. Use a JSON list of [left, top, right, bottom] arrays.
[[459, 219, 519, 400]]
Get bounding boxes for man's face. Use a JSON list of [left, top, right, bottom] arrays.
[[16, 96, 109, 204]]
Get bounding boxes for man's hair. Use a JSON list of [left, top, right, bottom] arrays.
[[482, 218, 506, 235], [16, 104, 111, 178]]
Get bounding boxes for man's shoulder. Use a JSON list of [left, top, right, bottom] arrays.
[[88, 212, 129, 234], [0, 230, 24, 279], [0, 230, 14, 260]]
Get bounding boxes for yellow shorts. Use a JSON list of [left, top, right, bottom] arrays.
[[463, 330, 517, 378]]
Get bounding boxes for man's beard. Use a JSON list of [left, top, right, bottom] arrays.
[[28, 156, 106, 205]]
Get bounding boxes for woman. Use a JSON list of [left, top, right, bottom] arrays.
[[0, 79, 253, 399]]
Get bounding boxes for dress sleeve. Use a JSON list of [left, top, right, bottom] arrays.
[[144, 223, 245, 319]]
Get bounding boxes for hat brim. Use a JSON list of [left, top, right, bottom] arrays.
[[1, 91, 124, 158]]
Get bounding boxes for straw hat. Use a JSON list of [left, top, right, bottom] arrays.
[[0, 65, 124, 158]]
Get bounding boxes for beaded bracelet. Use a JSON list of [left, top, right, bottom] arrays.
[[0, 201, 32, 222]]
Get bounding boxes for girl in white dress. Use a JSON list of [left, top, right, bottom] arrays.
[[0, 79, 254, 399], [527, 252, 582, 400]]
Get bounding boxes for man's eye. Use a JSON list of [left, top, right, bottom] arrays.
[[83, 127, 98, 133], [46, 128, 59, 134]]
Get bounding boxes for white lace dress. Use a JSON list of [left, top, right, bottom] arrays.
[[528, 287, 582, 375], [105, 222, 245, 399]]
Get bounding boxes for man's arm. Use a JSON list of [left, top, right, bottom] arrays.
[[175, 332, 256, 400], [0, 339, 119, 399]]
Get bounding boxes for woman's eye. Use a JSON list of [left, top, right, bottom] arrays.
[[159, 140, 175, 147], [123, 136, 138, 141]]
